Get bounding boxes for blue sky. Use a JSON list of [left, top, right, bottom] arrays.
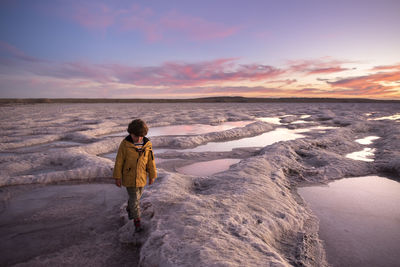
[[1, 0, 399, 99]]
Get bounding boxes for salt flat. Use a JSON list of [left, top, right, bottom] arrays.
[[0, 102, 399, 266]]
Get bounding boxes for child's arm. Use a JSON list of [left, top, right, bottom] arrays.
[[113, 142, 125, 186], [146, 149, 157, 184]]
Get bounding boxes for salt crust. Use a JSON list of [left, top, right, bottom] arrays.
[[1, 102, 399, 266]]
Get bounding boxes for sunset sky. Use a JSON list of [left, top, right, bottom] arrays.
[[1, 0, 399, 99]]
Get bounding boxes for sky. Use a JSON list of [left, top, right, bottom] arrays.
[[0, 0, 399, 99]]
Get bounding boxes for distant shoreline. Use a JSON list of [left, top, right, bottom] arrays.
[[1, 97, 400, 104]]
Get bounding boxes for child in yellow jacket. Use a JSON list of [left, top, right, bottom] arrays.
[[113, 119, 157, 232]]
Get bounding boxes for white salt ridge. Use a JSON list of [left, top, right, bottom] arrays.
[[9, 141, 82, 153], [104, 121, 253, 137]]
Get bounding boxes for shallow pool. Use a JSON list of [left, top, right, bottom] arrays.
[[178, 127, 306, 152], [346, 148, 376, 162], [176, 158, 241, 176], [298, 176, 400, 267]]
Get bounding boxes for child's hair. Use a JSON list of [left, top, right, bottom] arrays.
[[127, 119, 149, 136]]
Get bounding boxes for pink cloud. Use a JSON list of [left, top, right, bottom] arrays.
[[0, 51, 284, 88], [287, 58, 351, 75], [104, 59, 284, 86], [307, 67, 349, 75], [1, 44, 398, 99], [327, 69, 400, 96], [371, 64, 400, 71]]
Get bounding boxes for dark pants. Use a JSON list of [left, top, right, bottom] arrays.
[[126, 187, 144, 220]]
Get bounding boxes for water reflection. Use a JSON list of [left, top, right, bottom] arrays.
[[355, 136, 380, 145], [346, 148, 376, 162], [256, 117, 282, 125], [298, 176, 400, 267], [370, 113, 400, 121], [180, 128, 306, 152], [346, 135, 380, 161], [176, 159, 241, 176]]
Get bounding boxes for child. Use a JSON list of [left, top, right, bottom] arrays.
[[113, 119, 157, 232]]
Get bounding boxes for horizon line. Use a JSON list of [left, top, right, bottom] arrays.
[[1, 96, 400, 104]]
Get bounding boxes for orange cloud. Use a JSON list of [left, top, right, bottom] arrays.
[[327, 68, 400, 97], [371, 63, 400, 71]]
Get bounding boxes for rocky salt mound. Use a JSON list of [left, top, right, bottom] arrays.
[[122, 120, 400, 266], [1, 103, 399, 266]]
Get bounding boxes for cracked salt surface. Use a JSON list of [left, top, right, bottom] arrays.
[[298, 176, 400, 267]]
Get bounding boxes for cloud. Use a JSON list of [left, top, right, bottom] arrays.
[[327, 69, 400, 96], [103, 60, 284, 87], [371, 64, 400, 71], [0, 46, 284, 88], [1, 43, 398, 99], [287, 58, 351, 75], [307, 67, 350, 75]]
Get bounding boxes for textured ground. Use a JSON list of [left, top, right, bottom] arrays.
[[0, 102, 399, 266]]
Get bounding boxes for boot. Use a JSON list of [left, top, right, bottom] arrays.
[[134, 218, 143, 232]]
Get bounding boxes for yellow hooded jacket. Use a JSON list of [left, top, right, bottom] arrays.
[[113, 136, 157, 187]]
